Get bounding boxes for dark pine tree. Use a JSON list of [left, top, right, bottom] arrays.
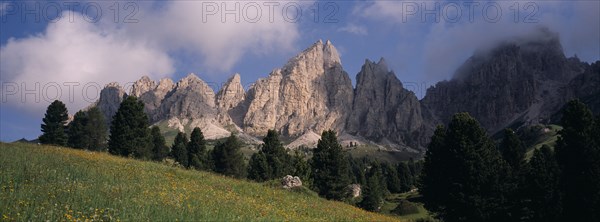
[[248, 151, 270, 181], [212, 134, 246, 178], [349, 157, 366, 186], [382, 161, 402, 193], [108, 96, 152, 159], [261, 130, 292, 179], [522, 145, 562, 222], [85, 107, 107, 151], [188, 127, 209, 170], [420, 113, 511, 222], [396, 162, 413, 192], [311, 130, 351, 200], [555, 100, 600, 221], [499, 128, 526, 220], [359, 162, 385, 212], [150, 126, 169, 161], [291, 150, 312, 186], [67, 110, 89, 149], [39, 100, 69, 146], [171, 131, 189, 167], [500, 128, 526, 173]]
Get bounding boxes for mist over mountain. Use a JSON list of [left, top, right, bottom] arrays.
[[93, 29, 599, 151]]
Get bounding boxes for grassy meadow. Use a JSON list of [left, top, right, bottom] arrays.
[[0, 142, 400, 221]]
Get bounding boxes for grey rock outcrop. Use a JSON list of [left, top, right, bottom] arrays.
[[95, 82, 126, 125], [156, 73, 217, 120], [281, 175, 303, 189], [348, 58, 426, 148]]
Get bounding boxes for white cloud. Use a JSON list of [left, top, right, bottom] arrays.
[[0, 11, 175, 112], [1, 1, 308, 113], [338, 23, 368, 35], [354, 0, 600, 81]]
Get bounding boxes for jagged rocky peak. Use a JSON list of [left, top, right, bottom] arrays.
[[348, 57, 425, 148], [157, 78, 175, 92], [130, 76, 156, 97], [282, 39, 342, 76], [216, 73, 245, 110]]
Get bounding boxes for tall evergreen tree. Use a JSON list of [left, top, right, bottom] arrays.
[[349, 157, 366, 186], [359, 162, 385, 212], [555, 100, 600, 221], [150, 126, 169, 161], [262, 130, 292, 178], [396, 162, 413, 192], [39, 100, 69, 146], [311, 130, 351, 200], [522, 145, 562, 222], [420, 113, 511, 222], [171, 132, 189, 167], [291, 150, 312, 186], [500, 128, 526, 173], [247, 151, 270, 181], [108, 96, 152, 159], [85, 107, 107, 151], [212, 134, 246, 178], [67, 110, 89, 149], [188, 127, 209, 170], [382, 161, 402, 193]]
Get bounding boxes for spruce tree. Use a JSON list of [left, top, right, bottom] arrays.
[[212, 134, 246, 178], [171, 131, 189, 167], [39, 100, 69, 146], [555, 100, 600, 221], [500, 128, 526, 173], [292, 150, 312, 186], [261, 130, 292, 179], [382, 161, 401, 193], [247, 151, 270, 181], [522, 145, 561, 222], [150, 126, 169, 161], [67, 110, 89, 149], [188, 127, 209, 170], [359, 162, 385, 212], [85, 107, 107, 151], [420, 113, 511, 221], [396, 162, 413, 192], [311, 130, 351, 200], [108, 96, 152, 159]]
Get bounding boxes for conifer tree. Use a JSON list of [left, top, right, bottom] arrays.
[[522, 145, 561, 222], [188, 127, 209, 170], [500, 128, 526, 173], [555, 100, 600, 221], [150, 126, 169, 161], [359, 162, 385, 212], [108, 96, 152, 159], [171, 131, 189, 167], [382, 162, 401, 193], [396, 162, 413, 192], [85, 107, 107, 151], [247, 151, 270, 181], [292, 150, 312, 186], [311, 130, 351, 200], [39, 100, 69, 146], [67, 110, 88, 149], [212, 134, 246, 178], [420, 113, 510, 221], [261, 130, 292, 178]]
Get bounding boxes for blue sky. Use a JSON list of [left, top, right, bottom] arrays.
[[1, 0, 599, 142]]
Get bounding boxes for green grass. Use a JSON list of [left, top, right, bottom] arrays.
[[347, 145, 421, 164], [525, 124, 562, 159], [0, 142, 400, 221], [380, 192, 436, 222]]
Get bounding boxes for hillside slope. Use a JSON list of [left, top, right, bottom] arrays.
[[0, 143, 399, 221]]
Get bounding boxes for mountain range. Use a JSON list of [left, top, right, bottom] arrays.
[[92, 28, 600, 152]]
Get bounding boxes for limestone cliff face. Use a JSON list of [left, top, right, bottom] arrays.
[[156, 73, 217, 120], [348, 58, 426, 148], [242, 40, 354, 138]]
